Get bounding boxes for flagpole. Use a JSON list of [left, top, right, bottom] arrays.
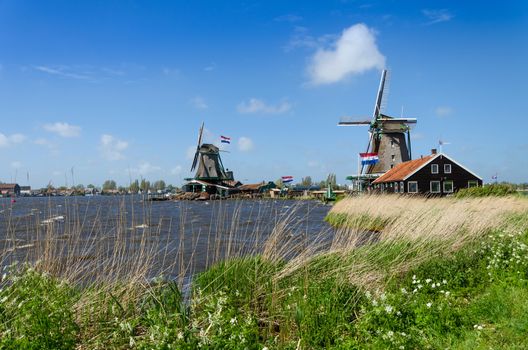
[[357, 153, 360, 192]]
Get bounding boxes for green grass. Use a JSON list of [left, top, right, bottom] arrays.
[[456, 183, 518, 198], [2, 217, 528, 348]]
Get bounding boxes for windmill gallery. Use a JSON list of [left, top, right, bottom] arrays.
[[178, 70, 482, 200]]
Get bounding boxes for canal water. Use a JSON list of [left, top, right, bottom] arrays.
[[0, 196, 333, 283]]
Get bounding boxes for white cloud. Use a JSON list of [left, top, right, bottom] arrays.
[[191, 96, 208, 110], [10, 161, 22, 169], [43, 122, 81, 137], [422, 9, 454, 25], [133, 161, 161, 175], [237, 98, 292, 114], [435, 106, 453, 117], [238, 137, 254, 152], [99, 134, 128, 160], [307, 23, 385, 85], [171, 165, 182, 175], [0, 133, 26, 147]]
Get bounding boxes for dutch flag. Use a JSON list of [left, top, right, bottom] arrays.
[[220, 135, 231, 144], [360, 152, 379, 165], [281, 176, 293, 183]]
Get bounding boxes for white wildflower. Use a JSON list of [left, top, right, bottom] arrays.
[[230, 317, 237, 325], [425, 279, 432, 283], [426, 302, 432, 308], [385, 305, 393, 313], [177, 331, 184, 340]]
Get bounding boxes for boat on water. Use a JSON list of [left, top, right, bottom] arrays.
[[40, 215, 65, 225]]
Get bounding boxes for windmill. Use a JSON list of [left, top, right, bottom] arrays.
[[189, 122, 233, 181], [338, 69, 417, 176]]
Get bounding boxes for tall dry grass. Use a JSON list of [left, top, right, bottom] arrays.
[[279, 194, 528, 289]]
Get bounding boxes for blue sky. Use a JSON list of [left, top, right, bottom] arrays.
[[0, 0, 527, 188]]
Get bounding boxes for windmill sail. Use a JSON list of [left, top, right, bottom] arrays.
[[191, 122, 204, 172]]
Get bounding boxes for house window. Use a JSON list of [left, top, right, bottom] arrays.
[[444, 164, 452, 174], [391, 154, 395, 161], [408, 181, 418, 193], [391, 164, 394, 169], [468, 180, 478, 188], [443, 180, 454, 193], [395, 182, 399, 192], [400, 182, 404, 193], [391, 140, 394, 148], [430, 181, 441, 193], [431, 164, 439, 174]]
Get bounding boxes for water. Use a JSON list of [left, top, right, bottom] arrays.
[[0, 196, 333, 281]]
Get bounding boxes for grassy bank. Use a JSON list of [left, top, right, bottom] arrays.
[[1, 195, 528, 349]]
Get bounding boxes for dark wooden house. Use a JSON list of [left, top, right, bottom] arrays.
[[372, 149, 482, 195]]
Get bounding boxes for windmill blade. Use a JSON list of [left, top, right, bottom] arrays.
[[372, 69, 388, 122], [190, 122, 205, 171], [338, 116, 371, 126], [197, 122, 204, 147]]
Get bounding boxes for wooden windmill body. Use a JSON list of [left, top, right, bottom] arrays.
[[339, 70, 417, 178]]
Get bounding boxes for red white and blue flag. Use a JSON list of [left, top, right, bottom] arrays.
[[360, 152, 379, 165], [220, 135, 231, 144], [281, 176, 293, 183]]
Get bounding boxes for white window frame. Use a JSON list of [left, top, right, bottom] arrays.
[[444, 164, 452, 174], [400, 182, 404, 193], [468, 180, 478, 188], [408, 181, 418, 193], [430, 181, 441, 193], [395, 182, 399, 192], [443, 180, 454, 193], [431, 164, 439, 174]]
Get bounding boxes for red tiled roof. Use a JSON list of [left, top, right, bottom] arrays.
[[372, 155, 436, 184]]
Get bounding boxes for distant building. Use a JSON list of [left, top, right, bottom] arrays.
[[372, 149, 482, 195], [0, 183, 21, 197], [20, 186, 31, 196]]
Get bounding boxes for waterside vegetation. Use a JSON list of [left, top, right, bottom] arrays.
[[1, 195, 528, 349]]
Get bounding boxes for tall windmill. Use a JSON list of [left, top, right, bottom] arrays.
[[338, 69, 417, 175], [190, 122, 232, 181]]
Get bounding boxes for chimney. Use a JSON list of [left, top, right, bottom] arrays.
[[431, 148, 437, 155]]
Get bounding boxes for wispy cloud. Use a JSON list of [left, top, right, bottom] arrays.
[[162, 67, 180, 76], [285, 26, 337, 51], [34, 65, 92, 81], [99, 134, 128, 161], [274, 14, 303, 23], [132, 161, 161, 175], [43, 122, 81, 137], [34, 138, 59, 155], [435, 106, 453, 117], [238, 137, 254, 152], [0, 133, 26, 147], [204, 63, 216, 72], [190, 96, 208, 110], [171, 165, 182, 175], [237, 98, 292, 114], [422, 9, 454, 25], [307, 23, 385, 85]]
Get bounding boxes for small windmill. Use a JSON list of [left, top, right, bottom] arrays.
[[338, 69, 417, 175], [190, 122, 233, 182]]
